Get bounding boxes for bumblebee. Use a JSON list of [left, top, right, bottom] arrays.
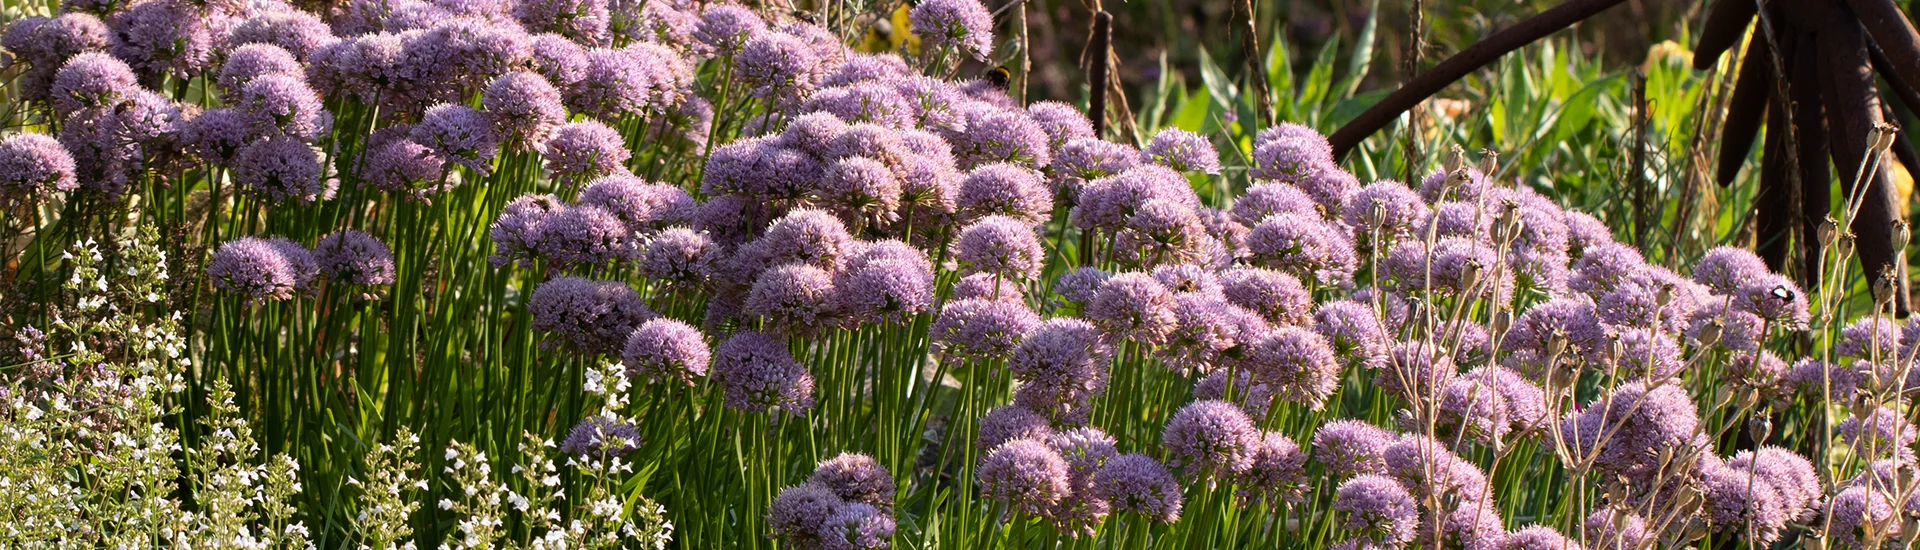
[[983, 66, 1012, 90]]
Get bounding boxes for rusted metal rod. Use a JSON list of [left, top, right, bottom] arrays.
[[1716, 35, 1773, 187], [1819, 12, 1910, 314], [1327, 0, 1631, 158], [1693, 0, 1759, 70]]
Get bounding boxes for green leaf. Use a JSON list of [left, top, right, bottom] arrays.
[[1337, 0, 1380, 98], [1171, 87, 1213, 133], [1197, 47, 1239, 119], [1302, 36, 1340, 117], [1267, 29, 1293, 119]]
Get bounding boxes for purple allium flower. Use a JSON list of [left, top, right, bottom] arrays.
[[745, 262, 837, 335], [930, 298, 1041, 360], [106, 0, 212, 81], [1162, 400, 1260, 477], [1050, 138, 1139, 196], [358, 126, 446, 197], [823, 53, 910, 87], [237, 73, 332, 141], [1112, 198, 1209, 265], [1244, 326, 1340, 409], [1608, 328, 1684, 380], [1093, 454, 1182, 523], [1382, 434, 1489, 502], [11, 14, 108, 80], [1822, 486, 1898, 549], [1503, 526, 1582, 550], [529, 276, 654, 353], [1421, 200, 1493, 242], [560, 414, 641, 457], [1721, 350, 1789, 396], [1250, 125, 1333, 181], [312, 230, 396, 286], [537, 120, 633, 182], [1435, 377, 1509, 445], [805, 84, 914, 129], [489, 193, 564, 266], [1332, 474, 1418, 547], [580, 175, 693, 232], [1462, 366, 1546, 433], [1192, 370, 1274, 420], [908, 0, 993, 61], [1295, 167, 1361, 217], [1070, 164, 1200, 230], [1838, 316, 1902, 361], [713, 331, 814, 415], [528, 33, 589, 88], [0, 133, 78, 204], [568, 46, 680, 120], [1340, 180, 1428, 238], [1559, 381, 1700, 480], [1500, 298, 1608, 371], [1046, 427, 1118, 532], [1583, 509, 1649, 550], [977, 437, 1071, 515], [306, 33, 404, 102], [833, 259, 936, 324], [50, 52, 137, 115], [1567, 242, 1646, 297], [846, 238, 935, 272], [1312, 419, 1394, 479], [621, 318, 709, 386], [1143, 128, 1220, 174], [1563, 210, 1613, 254], [769, 484, 844, 546], [1008, 317, 1109, 393], [977, 405, 1054, 450], [228, 10, 333, 61], [892, 76, 965, 131], [233, 136, 330, 204], [1026, 101, 1094, 147], [699, 139, 801, 199], [1837, 406, 1918, 458], [1699, 466, 1787, 543], [534, 204, 637, 269], [412, 103, 501, 174], [955, 215, 1044, 280], [1237, 431, 1308, 505], [1151, 263, 1222, 295], [626, 0, 698, 44], [1313, 301, 1388, 371], [218, 43, 302, 93], [742, 208, 856, 272], [513, 0, 609, 45], [1245, 213, 1357, 287], [1376, 342, 1457, 403], [208, 237, 302, 303], [1691, 246, 1770, 294], [818, 156, 903, 225], [817, 503, 895, 550], [1732, 273, 1810, 329], [1726, 446, 1820, 517], [1231, 182, 1321, 226], [1785, 358, 1864, 401], [951, 273, 1024, 303], [1084, 272, 1178, 345], [957, 163, 1052, 225], [1056, 266, 1111, 304], [1159, 294, 1252, 373], [692, 5, 765, 55], [810, 453, 896, 511], [643, 91, 713, 149], [949, 104, 1051, 170], [735, 32, 820, 98], [394, 19, 535, 101], [481, 71, 568, 147]]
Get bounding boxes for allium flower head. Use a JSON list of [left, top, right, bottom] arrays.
[[0, 133, 78, 204], [1726, 446, 1820, 516], [955, 215, 1044, 280], [237, 73, 332, 141], [692, 5, 765, 55], [1332, 474, 1418, 547], [1026, 101, 1094, 147], [735, 32, 820, 97], [51, 52, 137, 115], [234, 136, 330, 204], [823, 53, 910, 87], [489, 193, 564, 266], [106, 0, 213, 81], [1503, 526, 1583, 550], [893, 76, 965, 130], [1691, 246, 1770, 294], [557, 415, 641, 460], [228, 10, 334, 61], [1312, 420, 1394, 479], [977, 405, 1054, 450], [1162, 400, 1260, 476], [1056, 266, 1110, 304], [482, 71, 568, 146], [1836, 406, 1918, 458], [528, 276, 654, 354], [568, 45, 683, 120], [621, 318, 709, 387], [949, 104, 1051, 170], [1245, 213, 1357, 287], [580, 175, 693, 232], [1559, 381, 1700, 480], [1313, 300, 1388, 370], [930, 298, 1041, 360], [1046, 426, 1118, 532], [1237, 431, 1308, 505], [1231, 182, 1321, 226], [1822, 486, 1897, 549], [817, 503, 895, 550], [1050, 138, 1139, 196], [909, 0, 994, 60], [534, 204, 638, 269], [1700, 466, 1788, 544], [1340, 180, 1428, 238], [1192, 370, 1275, 420], [218, 43, 302, 93], [746, 208, 856, 272], [1567, 242, 1647, 297], [1564, 210, 1613, 253], [833, 258, 936, 324], [208, 237, 303, 303], [1070, 164, 1200, 230], [413, 103, 501, 173], [1084, 272, 1178, 345], [807, 84, 914, 128], [713, 331, 814, 415], [1143, 128, 1220, 174], [1785, 358, 1865, 401], [1732, 273, 1810, 329], [745, 262, 838, 335], [512, 0, 610, 45], [809, 453, 896, 511], [1837, 316, 1901, 361], [1159, 294, 1253, 373], [1435, 377, 1509, 445], [1093, 454, 1182, 523], [818, 156, 903, 225], [1246, 326, 1340, 409], [769, 484, 843, 545], [958, 163, 1052, 225], [977, 438, 1071, 515], [528, 33, 589, 87], [1500, 298, 1608, 371], [951, 273, 1024, 303], [312, 230, 396, 285]]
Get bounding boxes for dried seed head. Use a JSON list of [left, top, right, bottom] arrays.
[[1839, 233, 1857, 258], [1365, 202, 1389, 231], [1477, 149, 1499, 177], [1491, 309, 1513, 335], [1655, 281, 1675, 307], [1748, 413, 1772, 444], [1459, 259, 1483, 291], [1874, 271, 1897, 306], [1444, 144, 1466, 174], [1894, 220, 1912, 250], [1695, 319, 1723, 347], [1873, 122, 1900, 152], [1820, 216, 1840, 246]]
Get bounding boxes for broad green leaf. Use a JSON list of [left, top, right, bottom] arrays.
[[1303, 36, 1340, 116], [1337, 0, 1380, 98], [1171, 87, 1213, 132], [1197, 47, 1239, 119]]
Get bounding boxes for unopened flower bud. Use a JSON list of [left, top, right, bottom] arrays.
[[1492, 309, 1513, 334]]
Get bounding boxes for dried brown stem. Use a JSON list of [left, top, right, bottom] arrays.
[[1088, 10, 1112, 139]]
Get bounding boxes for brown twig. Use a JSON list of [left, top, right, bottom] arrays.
[[1234, 0, 1272, 127], [1088, 10, 1112, 140]]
